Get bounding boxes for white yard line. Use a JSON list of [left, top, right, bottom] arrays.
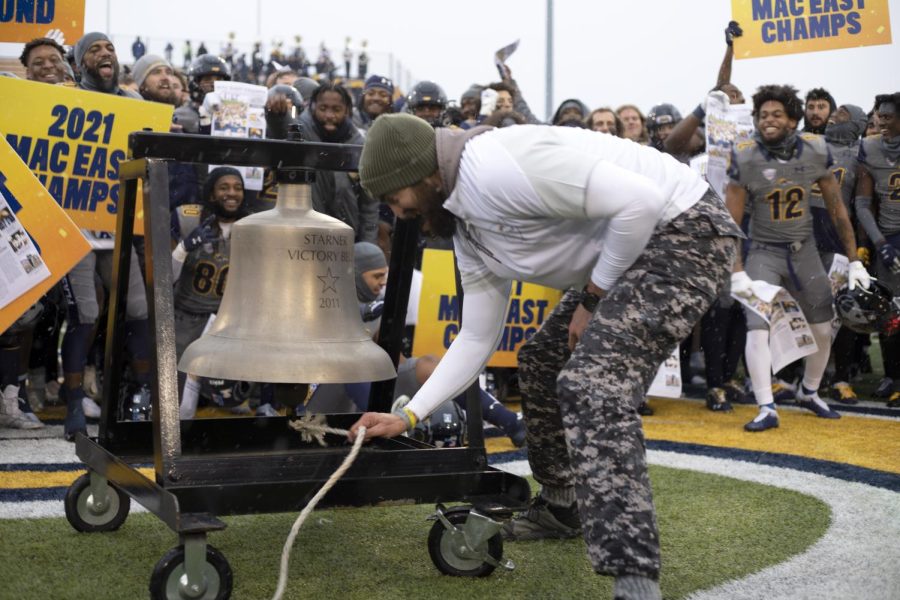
[[0, 437, 82, 464], [494, 452, 900, 600]]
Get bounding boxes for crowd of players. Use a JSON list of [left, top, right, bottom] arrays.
[[1, 22, 898, 442]]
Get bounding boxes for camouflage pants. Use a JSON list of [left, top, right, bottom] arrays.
[[517, 190, 739, 578]]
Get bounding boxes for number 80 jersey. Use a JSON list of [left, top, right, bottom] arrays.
[[174, 206, 231, 316], [728, 133, 833, 244]]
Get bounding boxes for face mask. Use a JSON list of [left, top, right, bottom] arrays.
[[824, 120, 860, 146], [753, 129, 798, 161], [882, 136, 900, 163]]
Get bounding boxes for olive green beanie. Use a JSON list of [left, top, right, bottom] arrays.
[[359, 113, 437, 199]]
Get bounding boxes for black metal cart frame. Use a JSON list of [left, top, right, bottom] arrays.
[[69, 132, 530, 598]]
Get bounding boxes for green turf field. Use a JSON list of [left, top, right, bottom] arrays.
[[0, 466, 829, 599]]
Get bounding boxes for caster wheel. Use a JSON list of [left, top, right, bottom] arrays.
[[427, 507, 503, 577], [149, 544, 233, 600], [64, 473, 130, 532]]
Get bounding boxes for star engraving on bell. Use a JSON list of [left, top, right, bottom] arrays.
[[317, 268, 340, 294]]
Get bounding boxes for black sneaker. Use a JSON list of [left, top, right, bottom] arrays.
[[507, 417, 526, 448], [501, 496, 581, 541], [830, 382, 859, 405], [637, 401, 654, 416], [706, 387, 733, 412], [744, 411, 779, 432], [887, 392, 900, 409], [873, 377, 894, 399], [724, 379, 753, 405]]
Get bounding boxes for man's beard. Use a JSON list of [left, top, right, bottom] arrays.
[[85, 63, 119, 92], [143, 86, 178, 105], [415, 180, 456, 239], [364, 101, 389, 117], [804, 118, 827, 134], [212, 201, 241, 220]]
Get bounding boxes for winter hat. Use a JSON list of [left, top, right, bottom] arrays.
[[552, 98, 588, 124], [359, 113, 437, 199], [292, 77, 320, 103], [354, 242, 387, 302], [461, 84, 485, 101], [842, 104, 868, 137], [132, 54, 169, 88], [354, 241, 387, 274], [364, 74, 394, 96], [74, 32, 110, 67]]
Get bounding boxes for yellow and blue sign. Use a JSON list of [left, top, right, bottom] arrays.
[[732, 0, 892, 59], [0, 77, 173, 232], [413, 249, 562, 367], [0, 0, 84, 44], [0, 135, 90, 333]]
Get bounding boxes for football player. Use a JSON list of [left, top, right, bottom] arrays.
[[803, 88, 836, 135], [808, 104, 868, 404], [854, 92, 900, 407], [726, 85, 868, 432], [172, 167, 248, 418]]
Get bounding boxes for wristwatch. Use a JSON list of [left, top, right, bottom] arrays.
[[580, 286, 601, 313]]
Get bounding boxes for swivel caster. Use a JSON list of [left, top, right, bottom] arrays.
[[427, 504, 513, 577], [149, 542, 233, 600], [64, 472, 130, 532]]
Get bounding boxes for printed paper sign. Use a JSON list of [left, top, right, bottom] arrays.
[[0, 136, 90, 332], [647, 349, 682, 399], [732, 0, 892, 59], [413, 249, 561, 368], [0, 0, 85, 44], [210, 80, 268, 191], [0, 77, 173, 232], [827, 253, 849, 339], [732, 282, 818, 372], [705, 91, 754, 200]]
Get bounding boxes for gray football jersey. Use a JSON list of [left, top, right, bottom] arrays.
[[809, 141, 858, 210], [174, 240, 231, 315], [858, 135, 900, 233], [173, 205, 230, 315], [729, 133, 833, 243]]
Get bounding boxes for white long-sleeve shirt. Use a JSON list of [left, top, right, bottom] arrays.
[[406, 126, 709, 420]]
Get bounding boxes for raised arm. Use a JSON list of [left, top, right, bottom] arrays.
[[501, 64, 543, 125], [665, 22, 742, 155], [716, 21, 743, 89]]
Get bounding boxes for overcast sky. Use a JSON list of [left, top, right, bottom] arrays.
[[5, 0, 900, 119]]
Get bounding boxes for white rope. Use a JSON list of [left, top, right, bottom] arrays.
[[271, 416, 365, 600]]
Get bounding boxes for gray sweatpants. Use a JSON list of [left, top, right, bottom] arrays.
[[64, 249, 148, 324]]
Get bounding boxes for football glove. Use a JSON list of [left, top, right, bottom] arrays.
[[877, 242, 900, 274], [847, 260, 871, 291], [725, 21, 743, 46], [183, 217, 219, 252]]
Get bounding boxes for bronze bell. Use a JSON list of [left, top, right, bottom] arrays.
[[178, 171, 396, 384]]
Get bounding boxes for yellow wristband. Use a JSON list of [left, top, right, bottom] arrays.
[[402, 407, 418, 429]]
